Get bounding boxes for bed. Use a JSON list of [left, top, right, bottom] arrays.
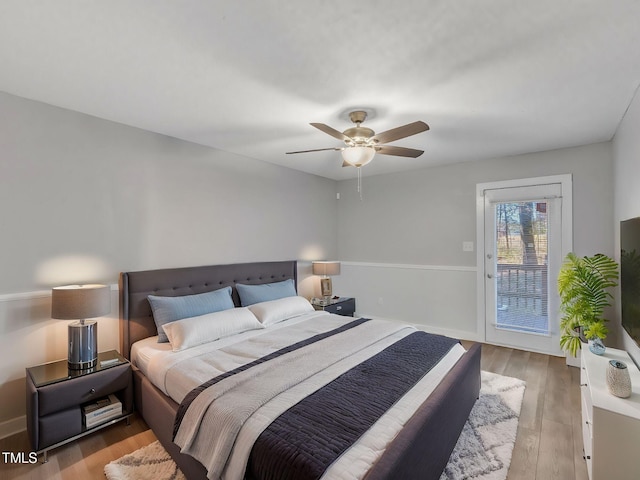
[[119, 260, 481, 480]]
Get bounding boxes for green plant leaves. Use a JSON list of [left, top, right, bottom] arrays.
[[558, 253, 618, 354]]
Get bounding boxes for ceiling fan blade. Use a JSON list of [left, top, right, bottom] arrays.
[[375, 145, 424, 158], [286, 147, 342, 154], [373, 121, 429, 144], [310, 123, 351, 141], [342, 160, 352, 167]]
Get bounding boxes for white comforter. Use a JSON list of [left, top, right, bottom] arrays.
[[131, 312, 465, 480]]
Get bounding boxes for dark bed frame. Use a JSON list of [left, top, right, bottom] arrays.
[[119, 260, 481, 480]]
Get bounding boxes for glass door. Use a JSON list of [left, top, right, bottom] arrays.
[[484, 184, 563, 354]]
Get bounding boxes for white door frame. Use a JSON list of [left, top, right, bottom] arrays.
[[476, 174, 573, 354]]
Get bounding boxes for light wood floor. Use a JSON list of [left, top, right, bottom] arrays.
[[468, 342, 589, 480], [0, 343, 588, 480]]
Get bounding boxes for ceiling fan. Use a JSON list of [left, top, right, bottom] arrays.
[[286, 110, 430, 167]]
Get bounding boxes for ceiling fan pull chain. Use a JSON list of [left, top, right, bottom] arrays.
[[357, 167, 363, 200]]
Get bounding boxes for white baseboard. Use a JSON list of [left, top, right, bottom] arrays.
[[358, 314, 481, 343], [0, 415, 25, 440], [410, 323, 481, 343]]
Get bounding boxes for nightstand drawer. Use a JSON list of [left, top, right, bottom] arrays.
[[38, 363, 130, 416], [324, 298, 356, 316]]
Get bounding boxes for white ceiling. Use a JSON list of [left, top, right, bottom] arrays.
[[1, 1, 639, 180]]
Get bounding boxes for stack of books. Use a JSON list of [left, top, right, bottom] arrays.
[[82, 394, 122, 429]]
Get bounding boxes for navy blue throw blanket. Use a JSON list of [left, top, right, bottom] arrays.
[[173, 318, 371, 440], [246, 331, 459, 480]]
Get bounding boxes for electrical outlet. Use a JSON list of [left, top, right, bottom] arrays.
[[463, 241, 474, 252]]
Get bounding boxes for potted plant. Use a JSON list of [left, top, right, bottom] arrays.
[[558, 253, 618, 358]]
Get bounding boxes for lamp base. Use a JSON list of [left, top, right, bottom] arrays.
[[68, 320, 97, 370], [320, 277, 333, 298]]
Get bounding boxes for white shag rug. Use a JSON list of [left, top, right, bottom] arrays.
[[440, 371, 526, 480], [105, 371, 525, 480], [104, 440, 186, 480]]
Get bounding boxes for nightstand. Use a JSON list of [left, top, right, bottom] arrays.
[[26, 350, 133, 462], [312, 297, 356, 317]]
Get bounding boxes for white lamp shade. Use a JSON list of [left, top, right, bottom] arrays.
[[51, 284, 111, 319], [341, 146, 375, 167], [312, 261, 341, 276]]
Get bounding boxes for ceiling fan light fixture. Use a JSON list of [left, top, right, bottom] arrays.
[[341, 146, 375, 167]]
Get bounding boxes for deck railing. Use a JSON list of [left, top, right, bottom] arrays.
[[496, 263, 548, 315]]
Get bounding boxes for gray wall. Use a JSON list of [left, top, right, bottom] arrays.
[[337, 142, 613, 264], [613, 86, 640, 367], [0, 91, 337, 293], [334, 142, 614, 340], [0, 91, 338, 430]]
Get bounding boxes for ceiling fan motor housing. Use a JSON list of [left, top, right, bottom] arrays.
[[343, 126, 375, 146]]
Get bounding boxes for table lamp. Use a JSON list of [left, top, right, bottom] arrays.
[[312, 261, 341, 298], [51, 284, 110, 370]]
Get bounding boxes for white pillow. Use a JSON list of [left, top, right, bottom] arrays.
[[248, 296, 314, 326], [162, 307, 264, 351]]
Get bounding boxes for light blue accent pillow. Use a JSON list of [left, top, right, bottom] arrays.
[[236, 279, 297, 307], [147, 286, 234, 343]]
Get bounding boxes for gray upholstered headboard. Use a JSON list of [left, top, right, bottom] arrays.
[[119, 260, 298, 359]]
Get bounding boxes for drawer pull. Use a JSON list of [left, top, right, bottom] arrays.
[[90, 388, 96, 395]]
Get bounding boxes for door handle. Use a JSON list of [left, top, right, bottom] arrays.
[[487, 274, 493, 279]]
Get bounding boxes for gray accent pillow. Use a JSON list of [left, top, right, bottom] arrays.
[[147, 286, 234, 343], [236, 279, 297, 306]]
